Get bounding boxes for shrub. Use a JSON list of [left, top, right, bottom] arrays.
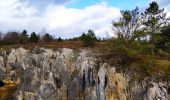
[[109, 38, 126, 46], [139, 56, 158, 76], [139, 44, 155, 55], [3, 31, 21, 45], [58, 37, 62, 42], [163, 66, 170, 81], [80, 30, 97, 47], [42, 33, 53, 42], [112, 45, 138, 66], [156, 25, 170, 53]]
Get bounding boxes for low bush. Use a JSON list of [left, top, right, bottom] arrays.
[[80, 30, 97, 47]]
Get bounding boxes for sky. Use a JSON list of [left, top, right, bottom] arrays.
[[0, 0, 170, 38]]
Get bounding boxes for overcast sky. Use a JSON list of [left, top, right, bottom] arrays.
[[0, 0, 170, 38]]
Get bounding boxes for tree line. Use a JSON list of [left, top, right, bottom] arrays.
[[0, 29, 99, 47], [0, 30, 59, 45]]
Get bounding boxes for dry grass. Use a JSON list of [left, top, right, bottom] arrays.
[[0, 41, 110, 53], [0, 41, 84, 50], [157, 60, 170, 66], [156, 60, 170, 73], [0, 84, 17, 100]]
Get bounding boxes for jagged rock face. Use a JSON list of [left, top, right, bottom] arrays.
[[127, 80, 170, 100], [0, 47, 169, 100]]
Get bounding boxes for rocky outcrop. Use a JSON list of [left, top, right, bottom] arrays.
[[0, 47, 169, 100]]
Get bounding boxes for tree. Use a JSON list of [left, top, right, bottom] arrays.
[[30, 32, 39, 43], [0, 32, 3, 45], [142, 1, 169, 43], [80, 30, 97, 47], [156, 25, 170, 52], [3, 31, 21, 44], [112, 7, 142, 40], [58, 37, 62, 42], [20, 30, 29, 44], [42, 33, 53, 42]]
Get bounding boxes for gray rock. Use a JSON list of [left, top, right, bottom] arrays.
[[0, 47, 168, 100]]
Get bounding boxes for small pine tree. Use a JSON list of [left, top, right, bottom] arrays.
[[30, 32, 39, 43], [80, 30, 97, 47], [20, 30, 29, 44], [43, 33, 53, 42], [58, 37, 62, 42]]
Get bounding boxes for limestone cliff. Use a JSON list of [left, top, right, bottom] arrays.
[[0, 47, 169, 100]]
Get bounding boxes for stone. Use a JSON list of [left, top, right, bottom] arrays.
[[0, 47, 168, 100]]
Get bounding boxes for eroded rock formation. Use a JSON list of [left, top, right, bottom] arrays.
[[0, 47, 169, 100]]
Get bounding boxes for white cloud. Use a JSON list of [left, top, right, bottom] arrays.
[[0, 0, 120, 38]]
